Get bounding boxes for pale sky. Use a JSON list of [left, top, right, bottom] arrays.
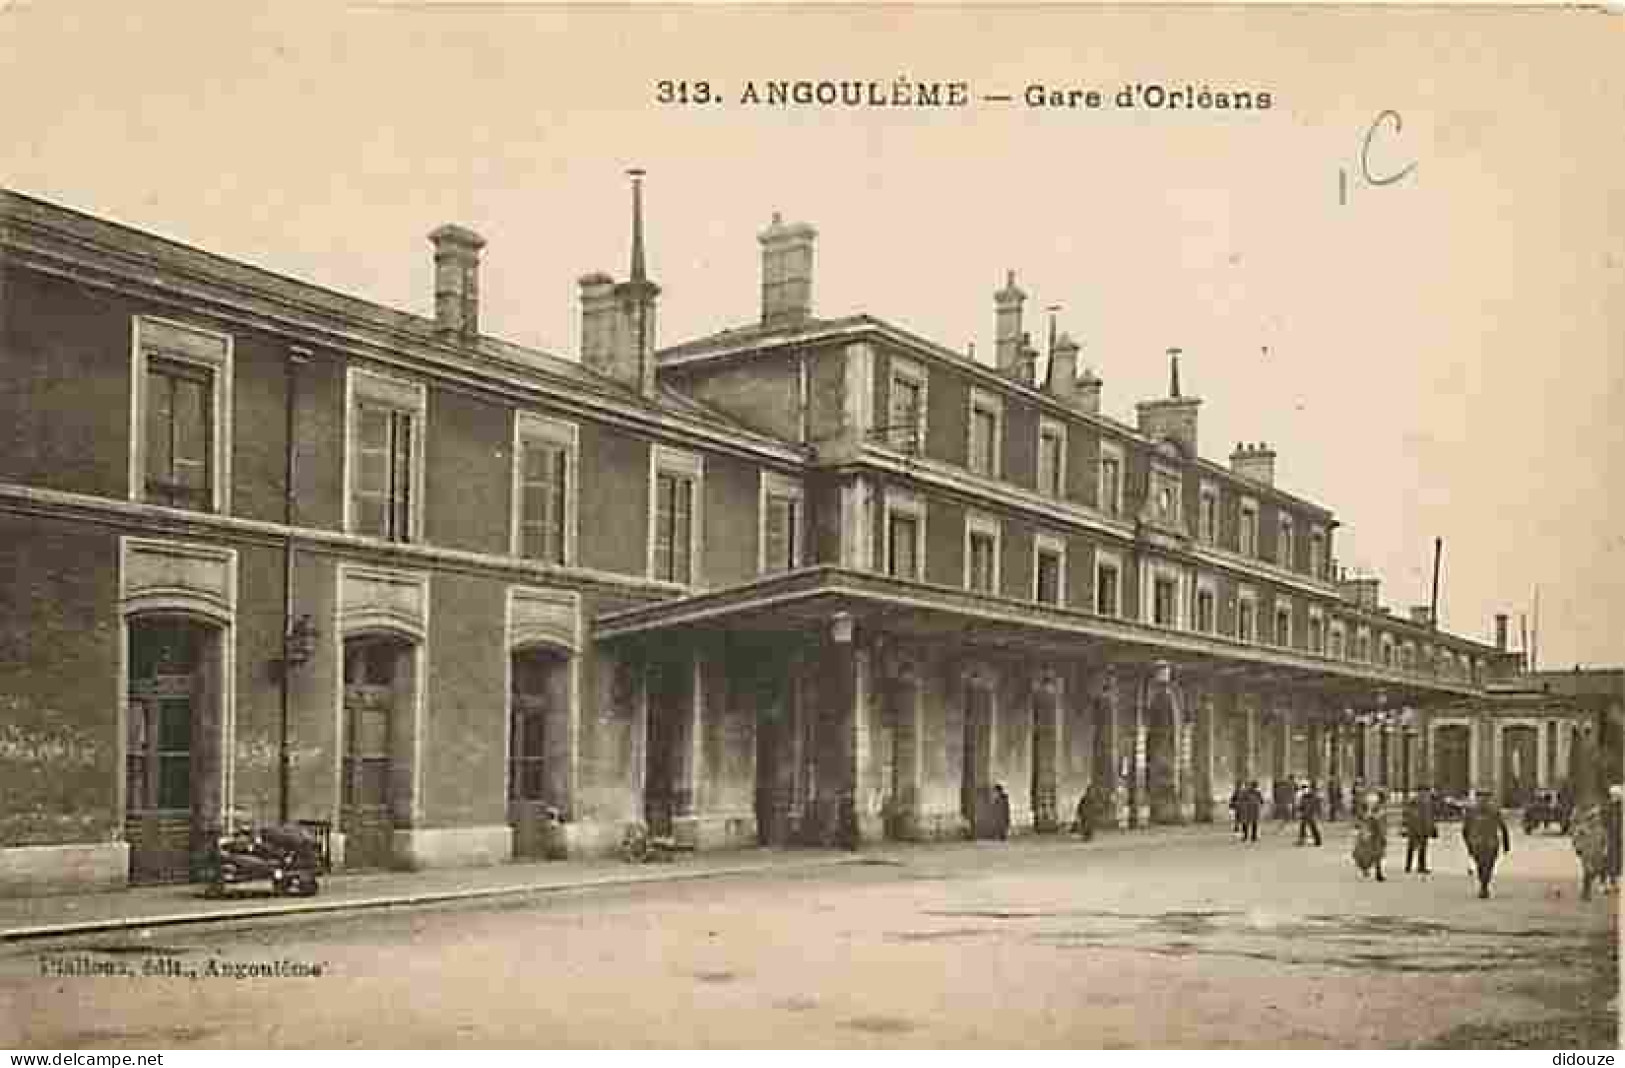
[[2, 3, 1620, 666]]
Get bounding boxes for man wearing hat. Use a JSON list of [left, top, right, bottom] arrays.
[[1402, 786, 1438, 874], [1462, 791, 1512, 899]]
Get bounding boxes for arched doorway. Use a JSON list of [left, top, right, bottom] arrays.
[[341, 634, 417, 871], [126, 616, 224, 884], [1145, 690, 1179, 824], [510, 644, 571, 859]]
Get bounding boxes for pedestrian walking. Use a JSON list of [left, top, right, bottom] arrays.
[[1296, 781, 1323, 847], [1328, 778, 1344, 823], [1237, 780, 1262, 843], [1229, 782, 1243, 834], [1074, 783, 1100, 842], [1352, 793, 1387, 881], [1402, 787, 1438, 874], [992, 783, 1011, 840], [1462, 792, 1511, 899]]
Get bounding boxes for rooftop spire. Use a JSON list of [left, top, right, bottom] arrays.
[[628, 167, 647, 283], [1168, 346, 1183, 398]]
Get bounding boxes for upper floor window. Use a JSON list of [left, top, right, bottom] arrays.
[[347, 368, 424, 542], [1239, 500, 1259, 557], [131, 317, 232, 513], [512, 412, 578, 565], [1278, 515, 1295, 569], [1380, 636, 1395, 667], [1356, 629, 1371, 662], [759, 471, 804, 575], [1308, 611, 1324, 654], [1194, 583, 1216, 634], [1275, 603, 1293, 647], [1034, 534, 1065, 607], [1150, 468, 1182, 527], [1309, 527, 1326, 580], [887, 357, 927, 453], [884, 490, 925, 582], [1095, 551, 1122, 618], [965, 513, 1000, 595], [967, 388, 1002, 478], [1330, 623, 1346, 659], [1152, 575, 1179, 628], [650, 446, 703, 586], [1198, 484, 1218, 545], [1237, 588, 1258, 642], [1099, 443, 1124, 517], [1037, 419, 1066, 499]]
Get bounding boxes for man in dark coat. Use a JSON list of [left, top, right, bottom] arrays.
[[992, 783, 1011, 840], [1229, 783, 1244, 834], [1462, 793, 1511, 899], [1353, 794, 1388, 881], [1328, 778, 1344, 823], [1296, 781, 1323, 846], [1237, 780, 1263, 843], [1402, 787, 1437, 874]]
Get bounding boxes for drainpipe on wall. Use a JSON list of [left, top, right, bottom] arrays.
[[279, 346, 311, 825]]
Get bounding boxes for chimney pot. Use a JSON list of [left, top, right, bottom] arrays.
[[429, 224, 486, 342]]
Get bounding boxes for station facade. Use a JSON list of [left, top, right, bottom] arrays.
[[0, 182, 1571, 895]]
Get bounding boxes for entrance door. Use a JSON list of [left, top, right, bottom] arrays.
[[342, 638, 403, 870], [961, 681, 993, 838], [510, 648, 568, 859], [1031, 689, 1058, 833], [1146, 696, 1177, 824], [127, 619, 213, 884], [880, 676, 919, 841], [644, 659, 687, 838], [1435, 724, 1470, 798], [1502, 725, 1538, 807]]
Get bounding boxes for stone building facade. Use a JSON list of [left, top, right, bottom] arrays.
[[0, 182, 1525, 895]]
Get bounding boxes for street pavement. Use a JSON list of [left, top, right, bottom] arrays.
[[1, 820, 1616, 1049]]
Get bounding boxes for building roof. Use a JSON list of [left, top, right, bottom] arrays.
[[1, 188, 797, 462]]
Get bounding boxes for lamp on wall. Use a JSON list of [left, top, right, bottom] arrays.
[[284, 614, 320, 667]]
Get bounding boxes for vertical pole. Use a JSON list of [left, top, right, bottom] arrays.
[[278, 346, 310, 825]]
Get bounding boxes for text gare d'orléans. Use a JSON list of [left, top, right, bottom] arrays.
[[656, 79, 1275, 112]]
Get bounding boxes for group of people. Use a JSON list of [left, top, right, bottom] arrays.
[[1226, 779, 1325, 846]]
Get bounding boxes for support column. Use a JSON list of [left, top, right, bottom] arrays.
[[1467, 718, 1481, 794], [1491, 719, 1504, 803], [850, 643, 884, 847], [1192, 685, 1216, 822], [1132, 673, 1150, 829], [1536, 718, 1550, 790]]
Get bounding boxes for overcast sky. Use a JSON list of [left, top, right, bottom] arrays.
[[2, 3, 1619, 667]]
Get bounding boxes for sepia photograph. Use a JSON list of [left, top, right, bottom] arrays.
[[0, 0, 1620, 1051]]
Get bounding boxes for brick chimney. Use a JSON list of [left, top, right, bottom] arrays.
[[1047, 332, 1080, 403], [759, 213, 817, 326], [1076, 366, 1103, 415], [429, 224, 486, 342], [1015, 332, 1038, 386], [1494, 613, 1509, 651], [1409, 605, 1434, 625], [1338, 576, 1380, 611], [1136, 348, 1202, 455], [578, 271, 619, 377], [1230, 442, 1276, 485], [994, 270, 1026, 373]]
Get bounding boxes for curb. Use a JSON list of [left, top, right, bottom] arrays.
[[0, 823, 1230, 944], [0, 856, 864, 944]]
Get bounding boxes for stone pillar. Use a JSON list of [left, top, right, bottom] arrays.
[[850, 643, 884, 846], [1536, 719, 1550, 790], [1192, 685, 1216, 822], [1490, 719, 1505, 803], [1132, 673, 1150, 828]]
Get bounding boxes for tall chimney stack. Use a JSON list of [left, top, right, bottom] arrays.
[[1136, 348, 1202, 454], [616, 169, 660, 397], [994, 270, 1026, 373], [759, 213, 817, 326], [1076, 366, 1103, 415], [429, 224, 486, 342], [1494, 613, 1509, 652], [1047, 332, 1080, 404]]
